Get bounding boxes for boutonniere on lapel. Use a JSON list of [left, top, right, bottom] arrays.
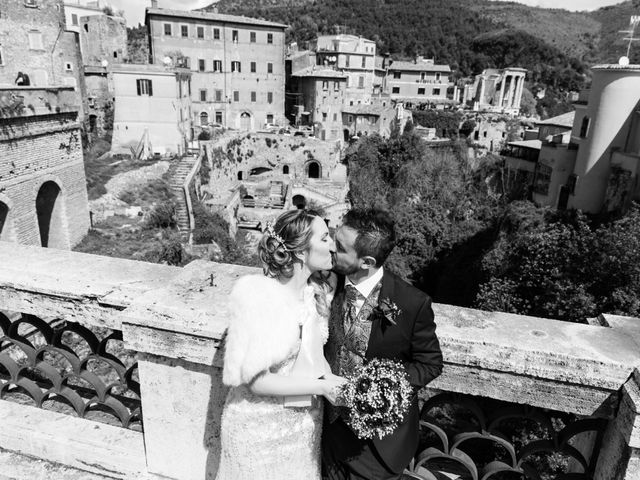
[[374, 298, 401, 326]]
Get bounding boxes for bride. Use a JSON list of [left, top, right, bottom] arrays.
[[216, 209, 345, 480]]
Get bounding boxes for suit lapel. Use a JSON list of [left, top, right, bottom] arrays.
[[365, 269, 396, 357]]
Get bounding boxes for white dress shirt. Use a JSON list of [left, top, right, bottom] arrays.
[[345, 266, 384, 316]]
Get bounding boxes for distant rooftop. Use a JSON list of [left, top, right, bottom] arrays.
[[343, 104, 389, 116], [110, 63, 191, 75], [292, 67, 347, 79], [389, 60, 451, 73], [145, 8, 288, 29], [507, 139, 542, 150], [536, 111, 575, 128]]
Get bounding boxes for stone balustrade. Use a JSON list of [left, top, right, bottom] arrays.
[[0, 241, 639, 479]]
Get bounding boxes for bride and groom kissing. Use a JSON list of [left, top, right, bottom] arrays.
[[216, 208, 443, 480]]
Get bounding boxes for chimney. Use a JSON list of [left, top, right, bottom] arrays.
[[151, 0, 158, 8]]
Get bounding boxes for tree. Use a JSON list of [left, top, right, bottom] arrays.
[[519, 87, 537, 117]]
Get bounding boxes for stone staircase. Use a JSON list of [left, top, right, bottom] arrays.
[[167, 155, 199, 242]]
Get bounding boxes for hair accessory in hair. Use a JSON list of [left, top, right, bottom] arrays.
[[265, 221, 288, 251]]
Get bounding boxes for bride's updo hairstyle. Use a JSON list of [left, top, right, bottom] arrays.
[[258, 209, 321, 279]]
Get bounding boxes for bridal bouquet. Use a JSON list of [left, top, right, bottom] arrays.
[[340, 358, 412, 440]]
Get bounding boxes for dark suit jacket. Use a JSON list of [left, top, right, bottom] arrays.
[[325, 269, 443, 473]]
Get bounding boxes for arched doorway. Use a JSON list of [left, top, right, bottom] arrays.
[[237, 171, 243, 180], [200, 112, 209, 126], [0, 202, 9, 241], [292, 195, 307, 209], [242, 195, 255, 207], [36, 181, 66, 248], [240, 112, 252, 130], [307, 161, 321, 179], [283, 165, 289, 174], [344, 129, 350, 142]]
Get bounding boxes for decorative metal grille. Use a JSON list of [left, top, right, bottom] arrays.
[[0, 312, 141, 430], [411, 392, 607, 480]]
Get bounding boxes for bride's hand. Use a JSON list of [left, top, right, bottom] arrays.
[[321, 376, 347, 405]]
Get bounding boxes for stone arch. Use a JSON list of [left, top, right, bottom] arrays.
[[0, 200, 14, 242], [292, 195, 307, 209], [306, 161, 321, 179], [35, 180, 68, 248], [240, 111, 252, 131], [282, 165, 289, 175]]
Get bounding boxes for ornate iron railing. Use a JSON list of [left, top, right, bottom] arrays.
[[0, 311, 141, 430], [410, 392, 607, 480]]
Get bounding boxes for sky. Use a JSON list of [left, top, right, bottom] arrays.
[[111, 0, 629, 27]]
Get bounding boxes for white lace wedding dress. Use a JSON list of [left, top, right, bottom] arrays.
[[215, 274, 329, 480]]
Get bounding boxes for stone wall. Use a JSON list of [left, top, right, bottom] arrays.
[[0, 88, 90, 248], [79, 15, 128, 66]]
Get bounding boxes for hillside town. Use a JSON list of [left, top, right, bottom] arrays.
[[2, 0, 640, 479]]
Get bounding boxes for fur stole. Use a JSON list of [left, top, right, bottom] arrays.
[[222, 274, 304, 387]]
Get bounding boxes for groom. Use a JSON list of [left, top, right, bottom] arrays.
[[323, 208, 443, 480]]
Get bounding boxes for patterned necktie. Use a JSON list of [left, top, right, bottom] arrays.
[[344, 284, 360, 330]]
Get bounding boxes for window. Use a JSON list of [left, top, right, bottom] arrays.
[[418, 88, 425, 95], [251, 91, 256, 102], [136, 79, 153, 96], [533, 163, 552, 196], [334, 81, 339, 91], [233, 91, 239, 102], [215, 89, 222, 102], [213, 28, 220, 40], [215, 111, 223, 123], [213, 60, 222, 72], [393, 71, 401, 79], [0, 48, 5, 66], [433, 88, 441, 95], [200, 112, 208, 126], [197, 26, 204, 38], [358, 76, 364, 88], [267, 62, 273, 74], [250, 61, 256, 73], [28, 31, 43, 50], [71, 13, 78, 25], [322, 112, 327, 121], [420, 72, 426, 81], [435, 72, 441, 81], [322, 80, 329, 90], [333, 113, 337, 121], [392, 87, 400, 94], [231, 61, 241, 73], [361, 57, 366, 68], [250, 31, 256, 42], [348, 115, 354, 123], [580, 116, 590, 138], [267, 92, 273, 104], [198, 59, 205, 72], [181, 25, 188, 37], [232, 30, 238, 42], [64, 62, 73, 72], [164, 23, 172, 36], [345, 56, 350, 68], [183, 57, 191, 69], [24, 0, 38, 6], [200, 89, 207, 102], [267, 114, 274, 123], [267, 33, 273, 44]]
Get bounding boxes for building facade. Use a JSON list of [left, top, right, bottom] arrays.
[[145, 8, 287, 132], [386, 57, 451, 106], [111, 64, 192, 156], [0, 0, 82, 90], [0, 87, 90, 248], [291, 66, 347, 141], [311, 34, 376, 106]]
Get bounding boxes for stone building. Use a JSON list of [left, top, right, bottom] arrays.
[[466, 67, 527, 115], [386, 56, 451, 107], [0, 0, 83, 91], [78, 14, 127, 67], [310, 34, 376, 106], [342, 103, 408, 140], [290, 66, 347, 141], [0, 86, 90, 248], [145, 7, 287, 132], [111, 64, 192, 156]]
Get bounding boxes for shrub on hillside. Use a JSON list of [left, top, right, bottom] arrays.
[[144, 201, 177, 229]]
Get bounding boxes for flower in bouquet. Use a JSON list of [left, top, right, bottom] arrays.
[[339, 358, 412, 440]]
